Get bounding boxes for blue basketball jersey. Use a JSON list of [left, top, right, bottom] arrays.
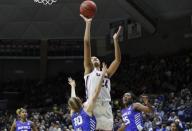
[[71, 108, 96, 131], [16, 120, 32, 131], [121, 105, 143, 131]]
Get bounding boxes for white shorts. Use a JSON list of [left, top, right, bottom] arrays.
[[93, 101, 113, 130]]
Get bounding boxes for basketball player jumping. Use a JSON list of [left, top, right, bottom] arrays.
[[80, 14, 122, 131], [68, 63, 107, 131], [10, 108, 37, 131], [118, 93, 153, 131]]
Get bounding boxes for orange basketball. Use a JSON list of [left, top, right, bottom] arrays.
[[80, 0, 97, 18]]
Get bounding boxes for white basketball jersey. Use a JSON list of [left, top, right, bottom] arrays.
[[84, 68, 111, 102]]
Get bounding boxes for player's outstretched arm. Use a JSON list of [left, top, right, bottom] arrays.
[[107, 26, 122, 78], [80, 14, 93, 75], [10, 120, 16, 131], [133, 95, 153, 113], [68, 77, 76, 97], [85, 63, 107, 114], [68, 77, 77, 115], [31, 122, 38, 131]]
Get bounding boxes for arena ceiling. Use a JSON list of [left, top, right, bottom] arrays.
[[0, 0, 129, 39], [132, 0, 192, 19], [0, 0, 191, 39]]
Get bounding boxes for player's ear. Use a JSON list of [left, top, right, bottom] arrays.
[[67, 106, 71, 111], [83, 101, 88, 108]]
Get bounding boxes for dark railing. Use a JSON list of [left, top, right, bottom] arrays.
[[47, 39, 83, 57], [0, 39, 84, 58], [0, 40, 41, 57]]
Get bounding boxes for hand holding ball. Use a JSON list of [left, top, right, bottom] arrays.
[[80, 0, 97, 18]]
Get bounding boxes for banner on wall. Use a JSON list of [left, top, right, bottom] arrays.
[[128, 22, 142, 39]]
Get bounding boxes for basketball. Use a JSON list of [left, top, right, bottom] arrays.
[[80, 0, 97, 18]]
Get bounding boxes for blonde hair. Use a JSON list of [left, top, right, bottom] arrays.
[[68, 97, 82, 112], [16, 108, 26, 115], [16, 108, 21, 115]]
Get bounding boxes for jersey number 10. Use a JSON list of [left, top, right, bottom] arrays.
[[74, 116, 83, 126]]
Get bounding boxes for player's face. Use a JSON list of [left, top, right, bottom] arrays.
[[123, 93, 132, 105], [20, 110, 27, 119], [91, 56, 100, 67], [171, 123, 177, 131]]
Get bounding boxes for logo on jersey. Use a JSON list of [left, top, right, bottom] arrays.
[[96, 73, 101, 76], [17, 126, 31, 130]]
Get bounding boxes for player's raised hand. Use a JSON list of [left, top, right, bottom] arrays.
[[141, 95, 149, 105], [101, 63, 107, 76], [113, 26, 122, 41], [80, 14, 92, 23], [68, 77, 76, 88]]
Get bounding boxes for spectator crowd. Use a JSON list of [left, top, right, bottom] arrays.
[[1, 51, 192, 131]]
